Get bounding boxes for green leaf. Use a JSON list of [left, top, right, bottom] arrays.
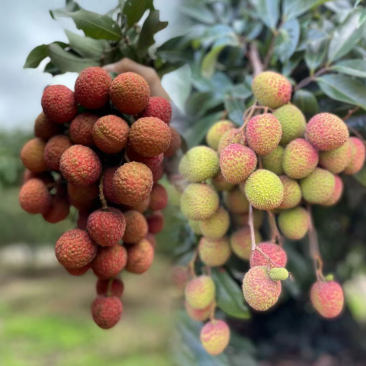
[[253, 0, 280, 31], [292, 89, 320, 117], [355, 0, 363, 7], [181, 0, 216, 24], [274, 18, 300, 62], [305, 33, 328, 71], [137, 10, 168, 57], [359, 8, 366, 25], [224, 98, 246, 126], [317, 74, 366, 110], [353, 166, 366, 188], [23, 45, 49, 68], [283, 0, 330, 21], [123, 0, 154, 28], [185, 92, 222, 118], [212, 269, 250, 319], [331, 59, 366, 78]]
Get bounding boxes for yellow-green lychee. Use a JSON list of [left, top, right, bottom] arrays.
[[322, 175, 344, 206], [189, 219, 202, 235], [211, 171, 234, 192], [200, 207, 230, 239], [206, 120, 235, 150], [319, 139, 352, 174], [198, 236, 231, 267], [200, 319, 230, 356], [343, 137, 366, 175], [223, 187, 249, 214], [278, 175, 302, 209], [185, 275, 215, 310], [230, 226, 262, 260], [269, 268, 289, 281], [278, 207, 309, 240], [218, 128, 245, 154], [262, 146, 285, 175]]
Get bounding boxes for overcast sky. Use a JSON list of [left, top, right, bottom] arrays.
[[0, 0, 187, 131]]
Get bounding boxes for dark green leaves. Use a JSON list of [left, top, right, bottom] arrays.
[[181, 0, 216, 24], [330, 59, 366, 78], [292, 90, 320, 117], [253, 0, 280, 31], [282, 0, 329, 21], [123, 0, 154, 28], [23, 45, 49, 68], [274, 18, 300, 62]]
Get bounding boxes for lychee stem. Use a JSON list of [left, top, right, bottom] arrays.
[[98, 173, 108, 210], [107, 277, 114, 297], [348, 125, 366, 147], [267, 211, 284, 246], [294, 67, 328, 91], [209, 301, 217, 321], [344, 106, 360, 122], [188, 249, 198, 278], [248, 42, 263, 76]]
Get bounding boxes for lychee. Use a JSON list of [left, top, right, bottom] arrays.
[[66, 263, 91, 276], [278, 175, 302, 209], [185, 275, 215, 310], [43, 196, 70, 223], [250, 242, 287, 268], [69, 113, 99, 146], [189, 219, 202, 235], [230, 226, 262, 260], [125, 238, 154, 274], [67, 182, 99, 209], [126, 195, 150, 213], [34, 112, 61, 140], [185, 301, 213, 322], [102, 167, 120, 204], [146, 211, 164, 234], [139, 96, 172, 125], [269, 268, 289, 281], [20, 138, 47, 173], [19, 178, 51, 214], [343, 137, 366, 175], [198, 236, 231, 267], [91, 296, 123, 329], [127, 147, 164, 174], [200, 207, 230, 239], [96, 278, 124, 297], [44, 135, 72, 171], [278, 207, 309, 240], [122, 210, 148, 243], [200, 320, 230, 356], [322, 175, 344, 206], [148, 183, 168, 211], [262, 146, 284, 175], [223, 187, 249, 214], [164, 126, 181, 157], [206, 120, 235, 150], [218, 128, 245, 154], [211, 171, 234, 192], [319, 139, 352, 174]]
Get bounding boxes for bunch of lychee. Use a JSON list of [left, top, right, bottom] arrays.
[[19, 67, 181, 329], [177, 71, 361, 355]]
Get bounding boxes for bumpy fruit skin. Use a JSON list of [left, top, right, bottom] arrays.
[[319, 139, 352, 174], [283, 138, 319, 179], [126, 238, 154, 274], [34, 112, 61, 140], [127, 147, 163, 172], [244, 169, 284, 210], [102, 167, 119, 204], [68, 183, 98, 209], [278, 176, 302, 209], [148, 184, 168, 211], [198, 236, 231, 266], [220, 144, 257, 184], [206, 120, 235, 150], [242, 266, 282, 311], [43, 196, 69, 223], [55, 229, 97, 269], [181, 184, 219, 220], [91, 296, 123, 329], [185, 301, 213, 322], [200, 207, 230, 239], [322, 175, 344, 206], [66, 264, 90, 276], [164, 126, 181, 157], [19, 178, 51, 214], [139, 96, 172, 125], [129, 117, 171, 157], [110, 72, 150, 114], [200, 320, 230, 356], [123, 210, 148, 243], [60, 145, 102, 186], [310, 280, 344, 318], [44, 135, 72, 171], [185, 275, 215, 310], [75, 67, 112, 109], [246, 114, 282, 155], [189, 220, 202, 235], [218, 128, 245, 154], [273, 104, 306, 145], [179, 146, 220, 183], [87, 208, 126, 247], [278, 207, 309, 240], [20, 138, 47, 173], [300, 168, 335, 204], [262, 146, 284, 175], [252, 71, 292, 109], [96, 278, 124, 297], [269, 268, 289, 281], [306, 113, 349, 151], [126, 196, 150, 213], [93, 115, 129, 154], [250, 242, 287, 268], [113, 162, 153, 206], [69, 113, 99, 146], [41, 85, 77, 123], [230, 226, 262, 260], [147, 211, 164, 234], [223, 187, 249, 214], [211, 171, 234, 192], [343, 137, 366, 175], [92, 245, 127, 280]]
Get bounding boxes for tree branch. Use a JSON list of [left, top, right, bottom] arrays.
[[248, 43, 263, 77], [294, 67, 328, 92]]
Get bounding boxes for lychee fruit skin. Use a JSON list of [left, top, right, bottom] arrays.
[[113, 162, 153, 206], [200, 320, 230, 356], [164, 126, 181, 157], [273, 104, 306, 145], [41, 85, 77, 124], [126, 195, 150, 213], [218, 128, 245, 155], [69, 113, 99, 146], [220, 144, 257, 184], [252, 71, 292, 109], [230, 226, 262, 260], [206, 120, 235, 150], [242, 266, 282, 311], [319, 139, 352, 174], [343, 137, 366, 175], [246, 113, 282, 155], [310, 280, 344, 318], [322, 174, 344, 206], [43, 196, 70, 223], [189, 219, 202, 235], [198, 236, 231, 267], [122, 210, 148, 243], [127, 147, 164, 173], [278, 207, 309, 240], [262, 146, 285, 176], [180, 146, 220, 183], [34, 112, 61, 140], [148, 183, 168, 211], [67, 182, 98, 209], [211, 171, 234, 192], [180, 183, 219, 220], [93, 115, 129, 154], [20, 138, 47, 173], [19, 178, 51, 214], [278, 175, 302, 209], [300, 168, 335, 204], [101, 167, 119, 205], [200, 206, 230, 239], [87, 208, 126, 247], [244, 169, 284, 211], [110, 72, 150, 115], [60, 145, 102, 186], [223, 187, 249, 214], [269, 268, 289, 281], [91, 296, 123, 329], [283, 138, 319, 179], [306, 113, 349, 151], [147, 211, 164, 234], [96, 278, 124, 297], [185, 275, 215, 310], [139, 96, 172, 125], [74, 67, 112, 109], [250, 242, 288, 268], [92, 245, 128, 280], [44, 135, 72, 171], [55, 229, 97, 269], [66, 263, 91, 276], [125, 238, 154, 274], [185, 301, 213, 322]]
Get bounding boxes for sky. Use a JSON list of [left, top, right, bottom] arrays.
[[0, 0, 188, 131]]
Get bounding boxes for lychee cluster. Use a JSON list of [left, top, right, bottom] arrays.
[[19, 67, 180, 330]]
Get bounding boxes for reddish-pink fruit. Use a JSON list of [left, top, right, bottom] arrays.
[[34, 112, 62, 140], [19, 178, 51, 214], [139, 96, 172, 125], [92, 245, 127, 280], [55, 229, 97, 269], [110, 72, 150, 115], [91, 296, 123, 329], [66, 263, 91, 276], [44, 135, 72, 171], [250, 242, 287, 268], [102, 167, 119, 204], [23, 170, 54, 185], [43, 196, 70, 223], [75, 67, 112, 109], [69, 113, 99, 146], [185, 301, 213, 322], [145, 233, 156, 248], [322, 175, 344, 206], [67, 183, 98, 209], [200, 320, 230, 356], [148, 184, 168, 211], [125, 238, 154, 274], [310, 280, 344, 318], [344, 137, 366, 175], [77, 209, 91, 230], [147, 211, 164, 234], [123, 210, 148, 243], [41, 85, 77, 124], [165, 127, 181, 157], [96, 278, 124, 297], [20, 138, 47, 173], [60, 145, 102, 186]]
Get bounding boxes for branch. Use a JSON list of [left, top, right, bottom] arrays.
[[248, 204, 257, 251], [344, 106, 360, 122], [267, 210, 284, 246], [188, 249, 198, 278], [294, 67, 328, 92], [248, 43, 263, 77], [99, 173, 108, 210]]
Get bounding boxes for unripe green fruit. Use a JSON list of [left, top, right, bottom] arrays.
[[198, 236, 231, 266], [269, 268, 289, 281], [185, 275, 215, 310], [322, 175, 343, 206], [230, 226, 262, 260], [189, 219, 202, 235], [278, 175, 302, 209], [278, 207, 309, 240], [200, 207, 230, 239], [206, 120, 235, 150], [223, 187, 249, 214], [262, 146, 285, 175]]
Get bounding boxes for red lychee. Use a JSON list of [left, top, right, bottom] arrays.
[[69, 113, 99, 146], [139, 96, 172, 125], [102, 167, 120, 204], [66, 263, 91, 276], [148, 184, 168, 211], [67, 182, 99, 209], [147, 211, 164, 234], [125, 238, 154, 274], [43, 196, 70, 223], [91, 296, 123, 329], [44, 135, 72, 171], [92, 245, 127, 280], [96, 278, 124, 297], [19, 178, 51, 214], [122, 210, 148, 243], [20, 138, 47, 173], [34, 112, 62, 140]]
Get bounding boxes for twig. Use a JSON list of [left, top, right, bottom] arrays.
[[255, 246, 282, 268], [267, 211, 284, 246], [258, 156, 263, 169], [248, 204, 257, 251], [240, 102, 257, 132], [343, 106, 360, 122], [294, 67, 328, 92], [263, 29, 279, 69], [209, 301, 216, 321], [188, 249, 198, 278], [107, 277, 114, 297], [248, 43, 263, 77], [99, 174, 108, 210]]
